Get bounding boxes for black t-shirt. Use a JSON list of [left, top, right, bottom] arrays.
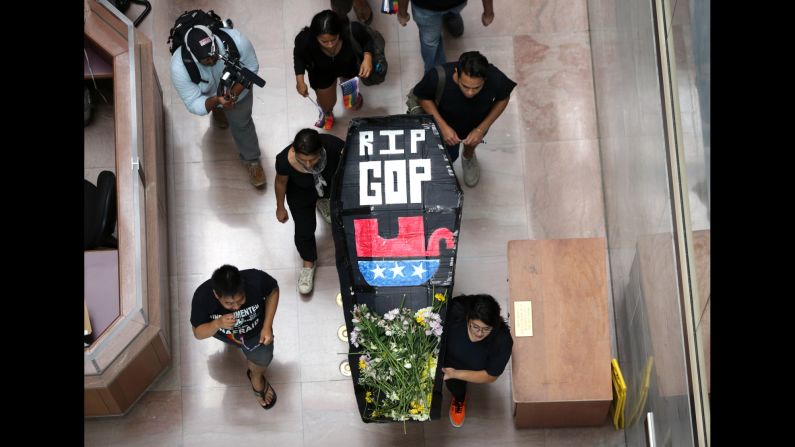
[[293, 22, 375, 75], [190, 269, 278, 345], [443, 296, 513, 377], [412, 0, 468, 11], [275, 134, 344, 201], [412, 62, 517, 139]]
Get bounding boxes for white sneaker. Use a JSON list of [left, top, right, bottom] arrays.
[[298, 266, 316, 294], [462, 154, 480, 187], [317, 198, 331, 224]]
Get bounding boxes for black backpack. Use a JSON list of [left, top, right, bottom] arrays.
[[167, 10, 239, 84], [406, 65, 446, 114], [346, 23, 387, 86]]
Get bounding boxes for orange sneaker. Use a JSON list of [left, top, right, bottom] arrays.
[[449, 395, 466, 427]]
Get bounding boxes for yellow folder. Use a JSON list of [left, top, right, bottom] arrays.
[[610, 358, 627, 429]]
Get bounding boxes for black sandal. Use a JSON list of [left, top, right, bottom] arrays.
[[246, 369, 278, 410]]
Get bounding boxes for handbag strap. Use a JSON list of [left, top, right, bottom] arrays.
[[346, 23, 364, 65]]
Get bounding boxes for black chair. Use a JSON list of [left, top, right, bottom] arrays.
[[84, 170, 118, 250], [111, 0, 152, 28]]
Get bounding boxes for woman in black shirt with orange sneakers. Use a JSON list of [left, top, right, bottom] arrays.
[[442, 294, 513, 427]]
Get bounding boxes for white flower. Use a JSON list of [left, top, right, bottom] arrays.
[[349, 299, 447, 422]]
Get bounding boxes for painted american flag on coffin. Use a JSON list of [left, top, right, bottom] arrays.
[[354, 216, 454, 286]]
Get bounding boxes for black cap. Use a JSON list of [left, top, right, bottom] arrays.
[[186, 27, 216, 60]]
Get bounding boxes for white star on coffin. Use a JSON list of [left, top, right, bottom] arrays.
[[371, 264, 386, 279], [357, 260, 441, 286], [390, 264, 405, 277]]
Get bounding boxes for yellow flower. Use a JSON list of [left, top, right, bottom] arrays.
[[359, 359, 367, 370], [434, 293, 446, 302], [409, 400, 425, 414], [365, 391, 373, 403], [415, 314, 426, 326]]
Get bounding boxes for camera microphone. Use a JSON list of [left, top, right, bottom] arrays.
[[241, 67, 266, 88]]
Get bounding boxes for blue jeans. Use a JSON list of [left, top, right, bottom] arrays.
[[411, 2, 467, 74]]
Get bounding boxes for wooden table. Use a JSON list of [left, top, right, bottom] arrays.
[[507, 238, 612, 428]]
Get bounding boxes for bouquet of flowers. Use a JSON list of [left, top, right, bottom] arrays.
[[349, 292, 447, 421]]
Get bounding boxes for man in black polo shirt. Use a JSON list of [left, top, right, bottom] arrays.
[[412, 51, 516, 187]]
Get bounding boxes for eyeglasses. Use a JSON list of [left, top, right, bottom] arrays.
[[468, 321, 492, 335]]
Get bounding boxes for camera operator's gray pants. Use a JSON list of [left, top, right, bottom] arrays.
[[224, 90, 261, 162]]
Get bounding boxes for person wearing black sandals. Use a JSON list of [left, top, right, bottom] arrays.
[[441, 294, 513, 427], [190, 265, 280, 410], [293, 9, 374, 129]]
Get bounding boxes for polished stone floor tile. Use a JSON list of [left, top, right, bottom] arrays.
[[302, 380, 426, 447], [544, 425, 626, 447], [523, 140, 606, 240], [424, 371, 546, 446], [514, 33, 597, 143], [85, 390, 183, 447], [451, 256, 510, 305], [181, 382, 304, 446], [296, 266, 352, 382], [510, 0, 589, 35]]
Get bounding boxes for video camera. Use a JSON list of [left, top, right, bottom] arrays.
[[211, 18, 266, 98], [218, 54, 265, 96], [216, 52, 266, 98]]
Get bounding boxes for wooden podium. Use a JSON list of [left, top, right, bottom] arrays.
[[507, 238, 612, 428]]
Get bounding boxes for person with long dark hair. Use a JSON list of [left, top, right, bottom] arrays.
[[442, 294, 513, 427], [293, 10, 374, 129], [274, 128, 344, 294]]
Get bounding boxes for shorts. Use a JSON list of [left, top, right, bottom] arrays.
[[216, 333, 274, 367], [308, 65, 359, 90]]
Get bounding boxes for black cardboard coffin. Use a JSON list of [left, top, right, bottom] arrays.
[[330, 115, 463, 422]]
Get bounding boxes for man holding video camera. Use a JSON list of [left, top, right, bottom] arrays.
[[170, 24, 267, 188]]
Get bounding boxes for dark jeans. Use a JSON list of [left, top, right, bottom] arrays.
[[287, 192, 323, 262], [331, 0, 354, 15], [445, 378, 467, 402], [445, 143, 461, 162]]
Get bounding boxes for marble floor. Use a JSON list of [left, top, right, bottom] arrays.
[[84, 0, 625, 445]]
